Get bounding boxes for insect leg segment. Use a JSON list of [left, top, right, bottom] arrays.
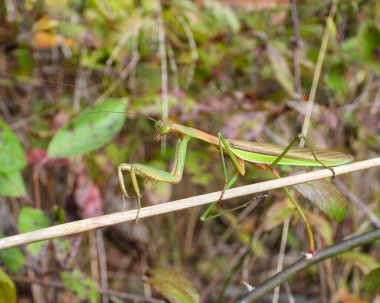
[[117, 135, 190, 220], [217, 132, 245, 204], [268, 133, 336, 177], [200, 133, 245, 221], [131, 166, 143, 220], [296, 134, 336, 178], [269, 135, 301, 168], [218, 133, 245, 175], [118, 163, 132, 199]]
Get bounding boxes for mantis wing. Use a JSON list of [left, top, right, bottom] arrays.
[[228, 140, 354, 167]]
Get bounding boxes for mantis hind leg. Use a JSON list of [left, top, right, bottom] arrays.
[[267, 134, 331, 254], [269, 133, 336, 177]]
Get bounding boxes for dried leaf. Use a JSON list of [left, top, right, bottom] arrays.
[[294, 179, 347, 222], [267, 43, 294, 97], [146, 268, 199, 303]]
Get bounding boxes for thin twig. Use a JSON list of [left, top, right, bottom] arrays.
[[300, 0, 339, 146], [96, 53, 140, 104], [96, 230, 109, 303], [334, 178, 380, 227], [157, 2, 169, 152], [291, 0, 302, 102], [178, 14, 198, 89], [0, 158, 379, 251], [272, 217, 290, 303], [237, 227, 380, 303]]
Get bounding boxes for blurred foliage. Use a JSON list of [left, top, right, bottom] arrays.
[[0, 267, 16, 303], [0, 0, 380, 302], [146, 268, 199, 303]]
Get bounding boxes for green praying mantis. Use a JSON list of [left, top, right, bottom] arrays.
[[118, 118, 354, 253]]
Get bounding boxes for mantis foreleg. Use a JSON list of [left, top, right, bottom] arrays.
[[118, 135, 190, 221], [200, 133, 245, 221]]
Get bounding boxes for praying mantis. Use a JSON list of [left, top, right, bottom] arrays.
[[118, 119, 354, 253]]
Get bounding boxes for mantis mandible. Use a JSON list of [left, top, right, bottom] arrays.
[[118, 120, 354, 253]]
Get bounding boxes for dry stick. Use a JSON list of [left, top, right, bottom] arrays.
[[0, 158, 379, 251], [334, 178, 380, 227], [237, 227, 380, 303]]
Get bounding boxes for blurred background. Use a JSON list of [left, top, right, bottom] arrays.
[[0, 0, 380, 302]]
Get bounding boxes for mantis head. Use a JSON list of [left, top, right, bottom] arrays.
[[154, 120, 172, 141]]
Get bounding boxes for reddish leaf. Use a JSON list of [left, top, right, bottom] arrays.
[[74, 166, 103, 218]]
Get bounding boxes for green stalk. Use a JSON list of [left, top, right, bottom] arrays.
[[272, 169, 315, 254]]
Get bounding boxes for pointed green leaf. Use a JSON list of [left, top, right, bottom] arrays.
[[0, 267, 16, 303], [146, 268, 199, 303], [47, 99, 128, 158], [60, 269, 98, 303], [0, 234, 25, 273], [267, 44, 294, 97], [359, 21, 380, 62], [0, 118, 26, 173], [18, 207, 50, 256], [340, 251, 379, 273], [362, 267, 380, 295], [204, 0, 240, 33], [0, 171, 26, 197], [294, 179, 347, 222]]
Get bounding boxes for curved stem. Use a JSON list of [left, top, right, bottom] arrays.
[[237, 228, 380, 303], [272, 169, 315, 254]]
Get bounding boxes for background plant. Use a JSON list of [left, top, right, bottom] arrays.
[[0, 0, 379, 302]]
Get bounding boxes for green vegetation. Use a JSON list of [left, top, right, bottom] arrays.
[[0, 0, 379, 302]]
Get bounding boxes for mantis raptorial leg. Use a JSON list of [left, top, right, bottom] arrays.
[[118, 135, 190, 221]]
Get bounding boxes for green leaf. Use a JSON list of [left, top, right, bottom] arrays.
[[294, 179, 347, 222], [0, 234, 25, 273], [204, 0, 240, 33], [340, 251, 379, 273], [14, 48, 35, 73], [146, 268, 199, 303], [362, 267, 380, 295], [18, 207, 50, 256], [47, 99, 128, 158], [60, 269, 98, 303], [347, 21, 380, 74], [267, 44, 294, 97], [0, 118, 27, 173], [0, 267, 16, 303], [358, 21, 380, 62], [0, 171, 26, 197]]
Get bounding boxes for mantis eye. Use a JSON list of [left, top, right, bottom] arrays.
[[154, 121, 171, 141]]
